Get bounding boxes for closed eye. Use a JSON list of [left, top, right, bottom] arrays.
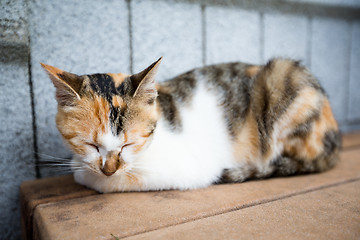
[[141, 129, 155, 138], [121, 143, 134, 152], [87, 143, 100, 153]]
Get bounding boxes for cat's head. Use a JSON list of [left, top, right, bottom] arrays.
[[42, 58, 162, 177]]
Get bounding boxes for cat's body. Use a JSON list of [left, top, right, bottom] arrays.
[[42, 58, 341, 193]]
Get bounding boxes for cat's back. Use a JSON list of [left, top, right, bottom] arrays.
[[154, 58, 341, 183], [157, 61, 256, 102], [143, 63, 255, 189], [156, 61, 257, 134]]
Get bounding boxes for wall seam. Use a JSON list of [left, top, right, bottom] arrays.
[[345, 20, 353, 123], [201, 4, 207, 66], [28, 50, 40, 179], [259, 12, 265, 63], [26, 1, 41, 178], [306, 15, 313, 68], [127, 0, 134, 74]]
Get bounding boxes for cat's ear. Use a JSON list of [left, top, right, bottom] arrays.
[[131, 57, 162, 102], [41, 63, 83, 106]]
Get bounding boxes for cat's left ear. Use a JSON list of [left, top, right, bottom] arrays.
[[131, 57, 162, 102], [41, 63, 83, 106]]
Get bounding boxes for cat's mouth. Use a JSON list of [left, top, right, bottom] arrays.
[[100, 168, 117, 176]]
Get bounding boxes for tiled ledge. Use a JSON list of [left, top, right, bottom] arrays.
[[125, 180, 360, 240], [179, 0, 360, 19], [21, 132, 360, 240]]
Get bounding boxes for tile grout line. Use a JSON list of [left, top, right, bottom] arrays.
[[201, 4, 207, 66], [26, 0, 41, 179], [120, 177, 360, 239], [127, 0, 134, 74], [345, 20, 353, 123], [28, 49, 40, 179], [259, 11, 265, 63], [306, 15, 313, 68]]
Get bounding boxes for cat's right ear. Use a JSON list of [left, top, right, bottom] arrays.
[[130, 57, 162, 101], [41, 63, 83, 106]]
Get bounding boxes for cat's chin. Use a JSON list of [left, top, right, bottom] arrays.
[[74, 170, 116, 193], [73, 170, 142, 193]]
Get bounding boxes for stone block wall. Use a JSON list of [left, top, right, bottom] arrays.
[[1, 0, 359, 238]]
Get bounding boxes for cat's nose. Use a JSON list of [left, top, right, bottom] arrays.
[[100, 152, 120, 176], [100, 167, 117, 176]]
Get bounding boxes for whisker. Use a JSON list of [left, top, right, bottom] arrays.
[[33, 151, 72, 161], [79, 164, 102, 176], [37, 162, 76, 166], [36, 161, 79, 169], [127, 168, 145, 177]]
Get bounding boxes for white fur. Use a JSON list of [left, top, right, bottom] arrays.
[[74, 83, 236, 192], [98, 131, 122, 167], [99, 131, 122, 152]]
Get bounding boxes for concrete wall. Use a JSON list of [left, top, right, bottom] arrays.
[[1, 0, 359, 238]]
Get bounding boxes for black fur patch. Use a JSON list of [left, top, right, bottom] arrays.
[[323, 130, 342, 156], [162, 71, 197, 103], [157, 91, 182, 131], [109, 105, 126, 135], [199, 62, 252, 136], [88, 74, 116, 102], [271, 156, 303, 176], [156, 62, 253, 136], [290, 111, 320, 138], [253, 60, 299, 154], [117, 78, 134, 97], [87, 74, 129, 135]]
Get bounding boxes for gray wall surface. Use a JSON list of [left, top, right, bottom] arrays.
[[1, 0, 360, 239]]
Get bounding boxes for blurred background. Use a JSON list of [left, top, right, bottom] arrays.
[[1, 0, 359, 238]]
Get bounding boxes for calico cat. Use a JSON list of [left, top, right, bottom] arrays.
[[41, 57, 341, 193]]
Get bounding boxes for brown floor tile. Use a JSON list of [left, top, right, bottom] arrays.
[[20, 175, 97, 240], [342, 131, 360, 150], [125, 180, 360, 240], [21, 175, 97, 208], [32, 149, 360, 240]]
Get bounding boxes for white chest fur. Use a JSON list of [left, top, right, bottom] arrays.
[[135, 83, 235, 190]]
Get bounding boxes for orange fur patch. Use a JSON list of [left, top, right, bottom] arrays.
[[281, 97, 338, 161], [133, 141, 147, 153], [62, 132, 77, 141], [108, 73, 129, 88], [112, 95, 123, 108], [302, 99, 338, 159], [123, 132, 128, 143], [40, 63, 64, 77], [141, 132, 152, 138], [232, 112, 260, 163], [56, 94, 110, 155], [279, 88, 320, 137], [125, 171, 141, 186], [245, 65, 261, 78], [67, 140, 87, 156], [321, 99, 338, 129]]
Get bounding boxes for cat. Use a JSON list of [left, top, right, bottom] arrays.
[[41, 57, 341, 193]]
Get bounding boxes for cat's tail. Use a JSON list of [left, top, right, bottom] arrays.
[[223, 58, 341, 182], [272, 129, 342, 177], [256, 58, 343, 176]]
